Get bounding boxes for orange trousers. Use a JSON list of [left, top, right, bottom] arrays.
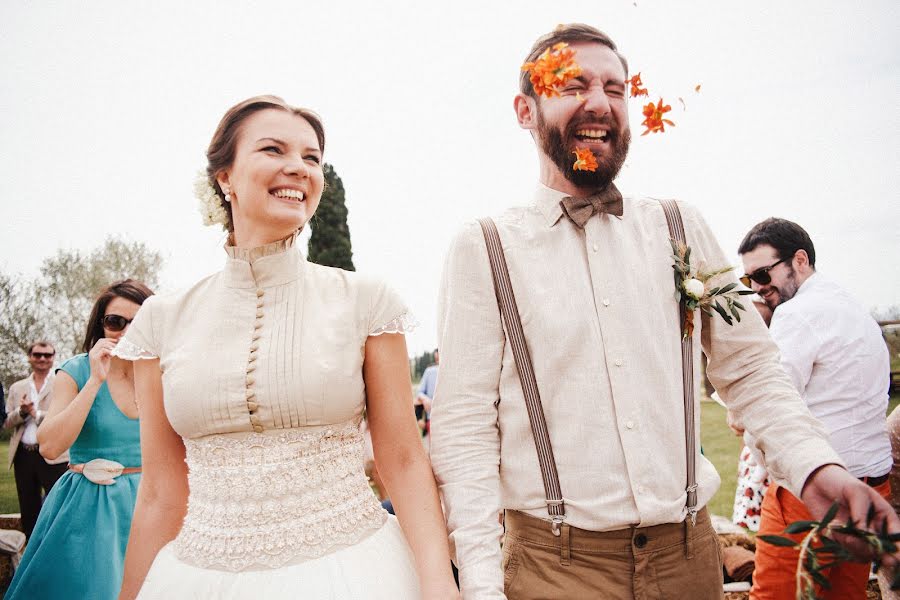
[[750, 480, 890, 600]]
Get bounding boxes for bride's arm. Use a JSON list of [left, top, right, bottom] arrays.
[[365, 333, 459, 600], [119, 359, 188, 600]]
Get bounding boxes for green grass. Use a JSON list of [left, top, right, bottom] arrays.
[[0, 442, 16, 513], [702, 394, 900, 520]]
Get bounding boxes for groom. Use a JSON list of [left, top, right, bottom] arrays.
[[430, 23, 899, 599]]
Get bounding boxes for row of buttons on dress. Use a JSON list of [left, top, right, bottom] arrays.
[[246, 288, 265, 433]]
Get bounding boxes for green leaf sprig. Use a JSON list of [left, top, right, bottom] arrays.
[[758, 501, 900, 600], [670, 239, 754, 338]]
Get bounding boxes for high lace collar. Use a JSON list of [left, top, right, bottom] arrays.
[[223, 231, 305, 289]]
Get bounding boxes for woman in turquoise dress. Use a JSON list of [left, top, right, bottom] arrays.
[[6, 279, 153, 600]]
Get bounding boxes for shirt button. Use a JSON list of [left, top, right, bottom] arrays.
[[614, 359, 623, 367], [592, 243, 599, 252], [246, 375, 255, 386], [246, 390, 256, 400], [256, 289, 265, 298], [246, 364, 256, 373], [256, 300, 264, 309], [602, 299, 610, 307], [249, 343, 260, 352], [625, 420, 635, 430], [247, 401, 258, 412], [252, 425, 264, 433], [256, 310, 264, 319]]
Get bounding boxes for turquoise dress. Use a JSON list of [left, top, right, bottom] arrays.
[[6, 354, 141, 600]]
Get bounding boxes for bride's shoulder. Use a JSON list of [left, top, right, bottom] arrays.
[[305, 263, 409, 332], [305, 262, 387, 299], [146, 272, 221, 315]]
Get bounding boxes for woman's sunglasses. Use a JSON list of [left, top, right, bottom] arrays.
[[102, 314, 133, 332], [739, 258, 787, 288]]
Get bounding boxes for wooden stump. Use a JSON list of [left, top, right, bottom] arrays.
[[0, 514, 22, 533]]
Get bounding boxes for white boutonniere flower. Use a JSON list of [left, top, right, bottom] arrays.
[[670, 240, 754, 338]]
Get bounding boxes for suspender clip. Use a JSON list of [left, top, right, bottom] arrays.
[[550, 516, 565, 537]]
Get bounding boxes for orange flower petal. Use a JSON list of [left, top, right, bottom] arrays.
[[572, 148, 598, 172], [521, 44, 583, 99]]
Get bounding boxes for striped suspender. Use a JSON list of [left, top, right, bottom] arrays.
[[658, 199, 699, 525], [479, 218, 566, 535], [478, 201, 699, 532]]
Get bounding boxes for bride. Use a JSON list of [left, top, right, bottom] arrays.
[[114, 95, 458, 599]]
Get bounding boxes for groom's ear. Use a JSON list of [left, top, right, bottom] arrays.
[[514, 94, 538, 130]]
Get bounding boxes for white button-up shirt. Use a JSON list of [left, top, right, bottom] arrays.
[[768, 272, 891, 478], [430, 184, 842, 598], [21, 375, 50, 445]]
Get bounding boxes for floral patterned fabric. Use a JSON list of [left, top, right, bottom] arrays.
[[731, 444, 770, 531]]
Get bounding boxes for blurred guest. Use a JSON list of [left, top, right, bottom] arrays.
[[417, 349, 439, 440], [6, 279, 152, 600], [740, 218, 891, 600], [4, 341, 67, 539]]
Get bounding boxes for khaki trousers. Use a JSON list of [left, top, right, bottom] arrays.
[[502, 508, 723, 600]]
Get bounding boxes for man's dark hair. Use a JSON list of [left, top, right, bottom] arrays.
[[27, 340, 54, 355], [738, 217, 816, 268]]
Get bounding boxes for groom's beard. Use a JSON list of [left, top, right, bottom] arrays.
[[536, 108, 631, 189]]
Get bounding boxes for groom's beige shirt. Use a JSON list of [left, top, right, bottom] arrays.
[[430, 184, 842, 598]]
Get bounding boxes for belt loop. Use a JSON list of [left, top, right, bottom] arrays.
[[559, 523, 571, 566], [684, 518, 694, 560]]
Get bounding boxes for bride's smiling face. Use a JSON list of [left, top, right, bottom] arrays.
[[217, 109, 324, 242]]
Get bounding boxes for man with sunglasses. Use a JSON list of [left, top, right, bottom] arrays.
[[739, 218, 891, 600], [4, 341, 69, 539]]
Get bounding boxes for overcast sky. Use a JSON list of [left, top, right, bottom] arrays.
[[2, 1, 898, 354]]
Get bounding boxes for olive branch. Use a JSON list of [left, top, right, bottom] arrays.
[[758, 501, 900, 600], [670, 239, 754, 338]]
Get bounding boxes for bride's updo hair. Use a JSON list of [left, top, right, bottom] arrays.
[[204, 95, 326, 231]]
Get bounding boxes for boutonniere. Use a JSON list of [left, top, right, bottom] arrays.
[[671, 240, 753, 338]]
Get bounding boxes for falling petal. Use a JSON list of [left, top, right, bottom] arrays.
[[521, 43, 583, 98], [641, 98, 675, 135], [678, 97, 686, 111], [572, 147, 598, 172], [695, 84, 702, 93]]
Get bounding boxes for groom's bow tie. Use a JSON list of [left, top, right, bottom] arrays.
[[559, 184, 624, 228]]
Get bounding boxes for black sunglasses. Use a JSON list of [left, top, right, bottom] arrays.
[[102, 314, 133, 332], [31, 351, 55, 359], [740, 258, 787, 288]]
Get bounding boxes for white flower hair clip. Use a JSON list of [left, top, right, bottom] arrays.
[[194, 170, 229, 230]]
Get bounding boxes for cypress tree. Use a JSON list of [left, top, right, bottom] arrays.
[[308, 163, 355, 271]]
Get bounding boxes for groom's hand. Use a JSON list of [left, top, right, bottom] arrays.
[[801, 464, 900, 568]]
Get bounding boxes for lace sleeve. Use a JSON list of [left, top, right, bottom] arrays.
[[368, 310, 419, 336], [111, 338, 158, 361]]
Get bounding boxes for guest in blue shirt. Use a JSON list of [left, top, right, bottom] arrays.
[[416, 349, 439, 436]]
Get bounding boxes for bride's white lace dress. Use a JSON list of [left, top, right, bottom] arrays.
[[114, 234, 421, 598]]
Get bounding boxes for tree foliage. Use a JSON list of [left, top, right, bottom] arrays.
[[412, 350, 436, 382], [0, 237, 163, 388], [308, 163, 354, 271]]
